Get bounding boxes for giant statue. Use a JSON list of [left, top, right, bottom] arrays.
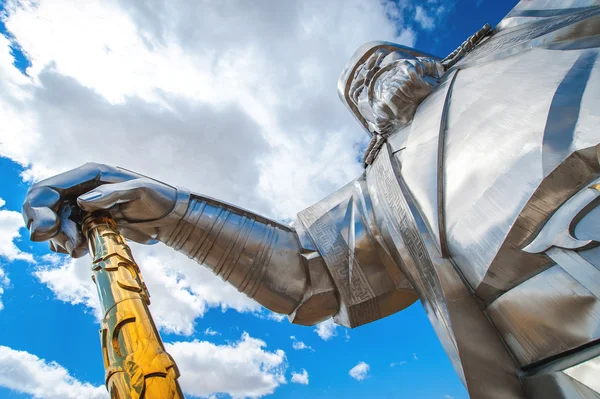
[[21, 1, 600, 397]]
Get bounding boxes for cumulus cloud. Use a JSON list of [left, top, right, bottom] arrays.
[[0, 267, 9, 311], [34, 242, 260, 335], [349, 361, 370, 381], [265, 312, 286, 322], [204, 327, 220, 336], [166, 332, 287, 398], [414, 6, 435, 30], [0, 345, 107, 399], [0, 0, 423, 339], [390, 361, 407, 367], [290, 336, 314, 351], [0, 197, 34, 263], [314, 318, 338, 341], [0, 334, 290, 399], [291, 369, 309, 385], [0, 197, 34, 310], [0, 0, 416, 218]]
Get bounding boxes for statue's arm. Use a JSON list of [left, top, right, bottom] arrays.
[[22, 162, 339, 325], [157, 191, 339, 322]]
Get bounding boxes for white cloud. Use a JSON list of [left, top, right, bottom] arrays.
[[445, 395, 454, 399], [0, 267, 9, 311], [292, 341, 312, 351], [349, 361, 370, 381], [266, 312, 286, 322], [413, 353, 418, 360], [415, 6, 435, 30], [0, 345, 107, 399], [0, 0, 422, 334], [204, 327, 220, 336], [0, 197, 34, 310], [166, 332, 287, 399], [0, 197, 34, 263], [291, 369, 309, 385], [33, 253, 101, 318], [0, 0, 415, 217], [314, 318, 338, 341], [290, 336, 314, 351], [390, 361, 407, 367], [34, 243, 261, 335]]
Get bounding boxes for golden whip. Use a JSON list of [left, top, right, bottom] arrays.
[[83, 214, 184, 399]]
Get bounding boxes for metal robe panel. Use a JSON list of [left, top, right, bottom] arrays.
[[523, 372, 600, 399], [461, 7, 600, 68], [398, 68, 458, 256], [564, 355, 600, 394], [498, 0, 600, 31], [367, 144, 523, 398], [443, 48, 584, 293], [486, 265, 600, 366]]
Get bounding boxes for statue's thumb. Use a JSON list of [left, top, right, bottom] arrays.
[[77, 180, 140, 211]]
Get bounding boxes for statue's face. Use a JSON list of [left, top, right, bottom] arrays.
[[348, 49, 443, 135]]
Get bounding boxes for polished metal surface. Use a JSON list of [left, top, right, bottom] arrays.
[[564, 355, 600, 394], [21, 1, 600, 398], [84, 215, 184, 398], [486, 264, 600, 366], [337, 42, 440, 137], [338, 42, 444, 166], [165, 194, 309, 316], [441, 24, 491, 69], [298, 174, 418, 328]]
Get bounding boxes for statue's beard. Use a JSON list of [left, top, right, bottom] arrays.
[[365, 58, 442, 135]]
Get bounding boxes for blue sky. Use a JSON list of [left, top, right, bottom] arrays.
[[0, 1, 518, 398]]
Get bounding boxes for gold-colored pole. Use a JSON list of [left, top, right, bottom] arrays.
[[83, 213, 184, 399]]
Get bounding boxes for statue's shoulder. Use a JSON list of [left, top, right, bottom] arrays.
[[458, 0, 600, 69]]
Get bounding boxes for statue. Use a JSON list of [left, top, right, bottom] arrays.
[[21, 1, 600, 397]]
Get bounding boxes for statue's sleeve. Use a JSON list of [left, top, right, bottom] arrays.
[[296, 173, 418, 328], [155, 173, 417, 328], [156, 192, 339, 325]]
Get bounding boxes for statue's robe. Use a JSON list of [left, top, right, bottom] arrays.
[[298, 2, 600, 397]]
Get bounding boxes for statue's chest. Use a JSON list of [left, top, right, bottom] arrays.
[[388, 46, 600, 302]]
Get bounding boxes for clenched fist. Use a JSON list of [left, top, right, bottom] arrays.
[[22, 163, 189, 258]]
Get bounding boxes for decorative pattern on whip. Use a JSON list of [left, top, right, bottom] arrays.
[[84, 215, 185, 399]]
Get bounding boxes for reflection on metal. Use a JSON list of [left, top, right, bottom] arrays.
[[564, 355, 600, 395], [368, 144, 524, 397], [542, 50, 598, 174], [298, 175, 418, 328], [524, 179, 600, 253], [20, 1, 600, 398], [441, 23, 491, 69], [163, 194, 311, 317], [83, 215, 184, 399], [486, 264, 600, 366], [337, 42, 440, 137]]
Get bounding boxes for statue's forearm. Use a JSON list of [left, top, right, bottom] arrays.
[[157, 193, 338, 321]]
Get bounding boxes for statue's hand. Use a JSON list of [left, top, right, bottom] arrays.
[[22, 163, 182, 258]]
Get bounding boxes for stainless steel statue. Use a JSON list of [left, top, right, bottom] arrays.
[[21, 1, 600, 397]]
